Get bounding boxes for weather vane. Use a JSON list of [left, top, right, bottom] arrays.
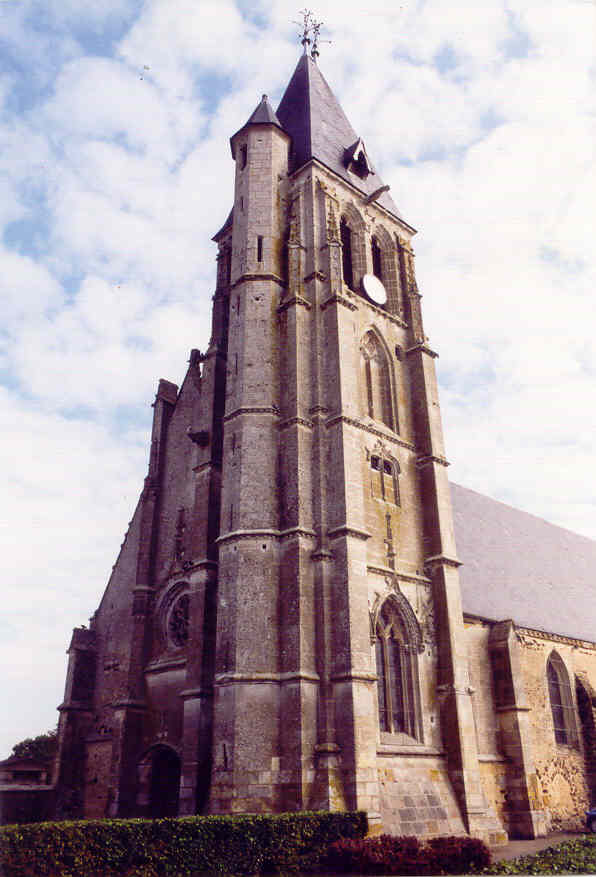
[[293, 9, 331, 61]]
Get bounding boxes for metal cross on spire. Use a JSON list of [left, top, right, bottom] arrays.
[[293, 9, 331, 61]]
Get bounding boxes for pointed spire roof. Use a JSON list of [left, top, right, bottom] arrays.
[[230, 93, 287, 158], [245, 93, 284, 128], [276, 55, 402, 219]]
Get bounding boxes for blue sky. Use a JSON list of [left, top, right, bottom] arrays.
[[1, 0, 595, 758]]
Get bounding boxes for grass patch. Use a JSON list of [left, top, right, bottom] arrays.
[[484, 836, 596, 874]]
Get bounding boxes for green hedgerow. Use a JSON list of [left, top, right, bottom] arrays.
[[0, 810, 368, 877]]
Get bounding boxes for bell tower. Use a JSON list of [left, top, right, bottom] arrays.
[[205, 50, 504, 840]]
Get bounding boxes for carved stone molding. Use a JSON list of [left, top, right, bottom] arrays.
[[325, 414, 416, 452], [230, 272, 285, 289], [320, 293, 358, 312], [215, 528, 280, 545], [369, 590, 425, 654], [304, 270, 327, 283], [223, 406, 280, 422], [327, 525, 371, 541], [278, 416, 314, 431], [367, 564, 432, 586], [277, 295, 311, 312]]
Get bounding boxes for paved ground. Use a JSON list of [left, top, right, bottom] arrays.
[[490, 831, 585, 862]]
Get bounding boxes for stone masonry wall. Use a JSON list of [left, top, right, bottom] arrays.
[[517, 629, 596, 830]]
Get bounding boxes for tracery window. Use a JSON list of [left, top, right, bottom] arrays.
[[361, 331, 396, 431], [168, 593, 190, 648], [370, 455, 400, 504], [547, 652, 577, 745], [375, 599, 420, 739]]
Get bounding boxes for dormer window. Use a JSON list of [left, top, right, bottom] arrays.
[[344, 138, 374, 179]]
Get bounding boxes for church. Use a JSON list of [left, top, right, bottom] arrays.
[[53, 42, 596, 844]]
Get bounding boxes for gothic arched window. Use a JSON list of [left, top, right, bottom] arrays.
[[371, 235, 383, 282], [340, 217, 354, 290], [361, 331, 396, 431], [547, 652, 577, 745], [375, 599, 420, 739]]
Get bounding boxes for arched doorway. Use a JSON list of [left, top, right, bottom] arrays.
[[137, 745, 181, 818], [576, 678, 596, 806]]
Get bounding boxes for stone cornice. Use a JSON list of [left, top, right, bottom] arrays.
[[309, 405, 330, 417], [230, 272, 285, 289], [377, 744, 446, 757], [179, 687, 212, 699], [361, 297, 408, 328], [367, 564, 431, 586], [109, 700, 148, 711], [330, 671, 377, 683], [223, 406, 280, 422], [278, 295, 312, 312], [327, 525, 371, 541], [496, 705, 531, 713], [214, 671, 320, 686], [278, 416, 314, 431], [325, 414, 416, 451], [215, 527, 316, 545], [145, 657, 187, 674], [216, 528, 279, 545], [516, 625, 596, 650], [320, 293, 358, 312], [312, 549, 334, 562], [279, 526, 317, 540]]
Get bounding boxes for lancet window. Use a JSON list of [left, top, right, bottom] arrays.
[[371, 235, 383, 282], [547, 652, 577, 746], [340, 217, 354, 289], [375, 599, 420, 739], [370, 454, 399, 505], [361, 331, 396, 431]]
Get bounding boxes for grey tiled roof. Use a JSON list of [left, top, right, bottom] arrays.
[[451, 482, 596, 643], [276, 55, 404, 221]]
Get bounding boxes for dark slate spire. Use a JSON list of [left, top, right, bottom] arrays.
[[245, 93, 284, 128], [230, 93, 286, 157], [276, 55, 402, 219]]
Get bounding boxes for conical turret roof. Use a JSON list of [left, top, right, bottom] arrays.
[[245, 93, 284, 129], [276, 54, 402, 219], [230, 93, 286, 157]]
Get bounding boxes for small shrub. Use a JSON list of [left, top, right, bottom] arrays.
[[427, 836, 492, 873], [325, 832, 491, 875]]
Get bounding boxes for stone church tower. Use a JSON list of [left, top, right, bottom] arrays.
[[54, 51, 509, 842]]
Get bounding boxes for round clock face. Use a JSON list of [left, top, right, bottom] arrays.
[[362, 273, 387, 305]]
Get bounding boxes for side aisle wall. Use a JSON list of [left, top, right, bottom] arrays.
[[465, 618, 596, 834]]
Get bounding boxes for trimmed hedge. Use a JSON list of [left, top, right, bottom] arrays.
[[325, 833, 491, 874], [0, 810, 368, 876]]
